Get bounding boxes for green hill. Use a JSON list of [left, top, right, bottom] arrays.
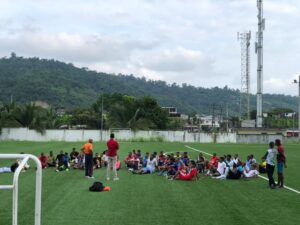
[[0, 54, 297, 115]]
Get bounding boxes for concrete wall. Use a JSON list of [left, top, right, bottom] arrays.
[[236, 134, 283, 144], [0, 128, 285, 143]]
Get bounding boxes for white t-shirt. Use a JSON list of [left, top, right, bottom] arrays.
[[266, 148, 276, 166], [233, 158, 239, 165], [244, 169, 259, 178], [147, 158, 157, 168], [217, 162, 227, 175]]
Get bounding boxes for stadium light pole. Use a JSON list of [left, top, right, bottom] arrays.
[[293, 75, 300, 142], [101, 94, 104, 141]]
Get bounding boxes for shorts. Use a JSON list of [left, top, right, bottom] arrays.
[[277, 162, 284, 174]]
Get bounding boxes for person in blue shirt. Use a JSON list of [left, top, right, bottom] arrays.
[[181, 152, 189, 166]]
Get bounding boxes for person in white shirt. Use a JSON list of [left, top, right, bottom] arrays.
[[233, 154, 240, 165], [243, 164, 259, 178], [211, 157, 227, 179], [263, 141, 276, 188], [0, 162, 19, 173], [132, 154, 157, 174]]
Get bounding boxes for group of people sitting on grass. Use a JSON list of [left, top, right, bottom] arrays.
[[123, 149, 260, 181], [123, 139, 286, 187], [38, 148, 121, 172]]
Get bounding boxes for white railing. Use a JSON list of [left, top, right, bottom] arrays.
[[0, 154, 42, 225]]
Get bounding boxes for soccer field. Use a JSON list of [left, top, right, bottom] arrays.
[[0, 141, 300, 225]]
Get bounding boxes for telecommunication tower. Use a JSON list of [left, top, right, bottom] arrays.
[[255, 0, 265, 128], [238, 31, 251, 120]]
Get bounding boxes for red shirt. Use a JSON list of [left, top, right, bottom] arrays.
[[277, 145, 286, 163], [106, 138, 119, 157], [39, 156, 48, 164], [179, 168, 197, 180], [125, 156, 134, 162]]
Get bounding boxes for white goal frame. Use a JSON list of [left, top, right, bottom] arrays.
[[0, 154, 42, 225]]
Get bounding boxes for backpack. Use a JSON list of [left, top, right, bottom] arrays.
[[89, 182, 104, 192]]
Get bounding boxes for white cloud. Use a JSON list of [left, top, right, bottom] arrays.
[[0, 0, 299, 96]]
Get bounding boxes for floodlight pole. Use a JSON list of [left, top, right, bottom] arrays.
[[101, 95, 104, 141], [298, 75, 300, 142]]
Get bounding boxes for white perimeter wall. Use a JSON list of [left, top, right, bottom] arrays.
[[1, 128, 288, 143], [0, 128, 238, 143]]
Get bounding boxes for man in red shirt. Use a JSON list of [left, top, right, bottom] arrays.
[[106, 133, 119, 181], [81, 139, 94, 178], [275, 139, 287, 188], [39, 152, 48, 169]]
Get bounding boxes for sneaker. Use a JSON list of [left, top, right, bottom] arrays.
[[106, 177, 110, 181], [89, 176, 95, 179], [85, 176, 90, 178], [66, 169, 69, 172], [113, 177, 119, 181], [55, 169, 59, 172]]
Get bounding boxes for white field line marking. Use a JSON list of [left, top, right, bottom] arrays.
[[185, 145, 300, 195]]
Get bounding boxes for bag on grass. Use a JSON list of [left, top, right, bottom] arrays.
[[89, 181, 104, 192]]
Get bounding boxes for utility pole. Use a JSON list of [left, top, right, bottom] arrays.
[[294, 76, 300, 142], [255, 0, 265, 128], [298, 75, 300, 142]]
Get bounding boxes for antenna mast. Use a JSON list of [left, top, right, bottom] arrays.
[[255, 0, 265, 127], [238, 31, 251, 120]]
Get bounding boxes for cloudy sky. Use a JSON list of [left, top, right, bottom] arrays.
[[0, 0, 299, 96]]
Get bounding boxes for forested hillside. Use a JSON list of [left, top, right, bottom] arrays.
[[0, 54, 297, 115]]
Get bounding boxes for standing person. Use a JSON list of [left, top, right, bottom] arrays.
[[275, 139, 287, 188], [106, 133, 119, 181], [81, 139, 94, 178], [263, 142, 276, 189]]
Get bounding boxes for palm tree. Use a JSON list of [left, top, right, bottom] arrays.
[[12, 103, 47, 133]]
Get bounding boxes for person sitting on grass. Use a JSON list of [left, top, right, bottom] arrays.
[[258, 157, 267, 173], [226, 163, 242, 180], [181, 152, 190, 166], [47, 151, 56, 167], [175, 151, 181, 159], [207, 153, 219, 170], [55, 150, 69, 172], [39, 152, 48, 169], [70, 148, 79, 161], [243, 164, 259, 178], [93, 153, 102, 169], [166, 157, 177, 177], [132, 154, 157, 174], [142, 152, 149, 168], [124, 152, 135, 169], [157, 154, 171, 176], [196, 153, 207, 173], [74, 152, 85, 169], [171, 160, 199, 181], [232, 154, 240, 165], [158, 151, 166, 167], [17, 152, 30, 171], [101, 150, 108, 167], [212, 157, 227, 179]]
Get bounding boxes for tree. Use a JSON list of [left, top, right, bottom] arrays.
[[12, 103, 47, 133]]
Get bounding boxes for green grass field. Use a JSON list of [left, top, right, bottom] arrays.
[[0, 141, 300, 225]]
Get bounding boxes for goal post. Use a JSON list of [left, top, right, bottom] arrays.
[[0, 154, 42, 225]]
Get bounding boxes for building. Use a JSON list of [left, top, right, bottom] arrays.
[[162, 107, 181, 117], [199, 115, 222, 128]]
